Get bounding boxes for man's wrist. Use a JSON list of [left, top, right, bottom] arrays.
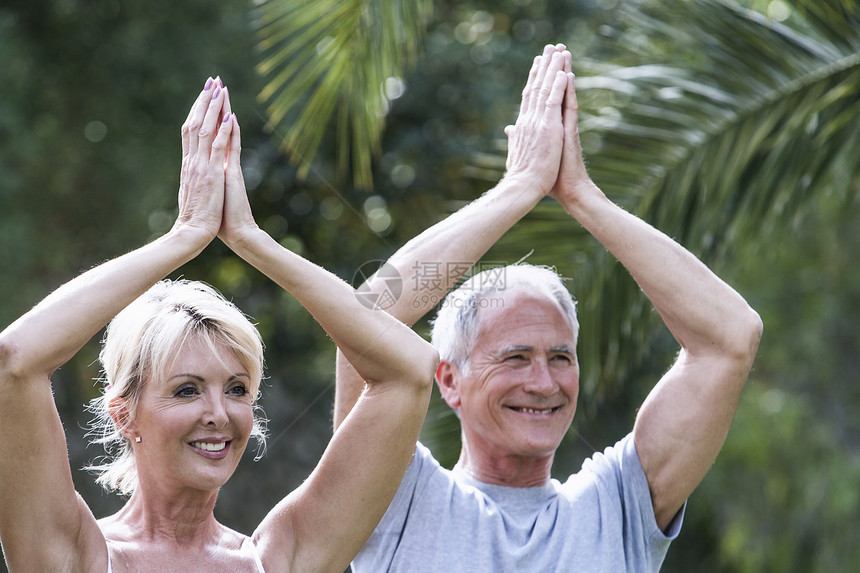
[[554, 178, 607, 218], [496, 172, 549, 201]]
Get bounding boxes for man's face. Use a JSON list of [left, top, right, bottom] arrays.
[[454, 290, 579, 463]]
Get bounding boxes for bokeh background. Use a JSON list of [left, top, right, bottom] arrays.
[[1, 0, 858, 571]]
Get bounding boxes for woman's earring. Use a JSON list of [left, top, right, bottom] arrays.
[[135, 436, 141, 443]]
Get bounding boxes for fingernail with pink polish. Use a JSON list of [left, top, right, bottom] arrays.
[[204, 77, 213, 91], [212, 87, 221, 100], [223, 113, 231, 123]]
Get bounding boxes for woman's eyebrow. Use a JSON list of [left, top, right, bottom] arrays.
[[168, 373, 205, 382]]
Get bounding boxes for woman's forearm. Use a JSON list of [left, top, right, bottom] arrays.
[[230, 228, 438, 387], [0, 228, 208, 378]]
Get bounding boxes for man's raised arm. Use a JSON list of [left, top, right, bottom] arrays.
[[334, 45, 571, 429], [552, 72, 763, 531]]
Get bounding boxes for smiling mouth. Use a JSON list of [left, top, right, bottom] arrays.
[[191, 441, 228, 452], [507, 406, 561, 414]]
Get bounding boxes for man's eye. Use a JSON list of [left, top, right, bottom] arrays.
[[505, 355, 527, 362], [551, 354, 572, 363]]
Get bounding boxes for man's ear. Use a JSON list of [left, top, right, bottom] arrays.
[[107, 397, 137, 440], [435, 360, 463, 410]]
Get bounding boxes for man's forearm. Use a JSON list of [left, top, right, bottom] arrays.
[[382, 176, 545, 325], [557, 179, 762, 529], [558, 181, 760, 356]]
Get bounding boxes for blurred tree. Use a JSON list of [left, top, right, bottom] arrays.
[[680, 189, 860, 572], [253, 0, 434, 189], [251, 0, 600, 191]]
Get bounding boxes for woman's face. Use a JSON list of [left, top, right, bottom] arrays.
[[130, 334, 255, 493]]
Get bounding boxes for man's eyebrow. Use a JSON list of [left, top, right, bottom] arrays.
[[550, 345, 574, 354], [500, 345, 574, 353], [499, 345, 534, 354]]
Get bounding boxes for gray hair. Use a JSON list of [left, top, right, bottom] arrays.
[[85, 279, 266, 496], [430, 264, 578, 374]]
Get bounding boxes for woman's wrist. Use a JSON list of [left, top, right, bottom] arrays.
[[162, 221, 217, 259]]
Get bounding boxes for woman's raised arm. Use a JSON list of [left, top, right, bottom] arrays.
[[0, 79, 232, 572], [217, 115, 439, 573]]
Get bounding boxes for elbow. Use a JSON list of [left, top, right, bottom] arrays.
[[741, 306, 764, 359], [0, 335, 28, 386], [0, 329, 55, 387], [402, 343, 439, 395], [723, 306, 763, 375], [692, 305, 762, 379], [367, 343, 438, 394], [360, 345, 438, 413], [416, 345, 440, 392]]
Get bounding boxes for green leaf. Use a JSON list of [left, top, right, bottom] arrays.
[[253, 0, 433, 189]]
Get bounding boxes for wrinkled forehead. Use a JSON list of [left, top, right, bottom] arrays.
[[472, 289, 577, 350]]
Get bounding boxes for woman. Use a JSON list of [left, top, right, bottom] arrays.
[[0, 77, 439, 572]]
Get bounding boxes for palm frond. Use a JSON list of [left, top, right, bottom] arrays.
[[253, 0, 432, 189], [485, 0, 860, 403]]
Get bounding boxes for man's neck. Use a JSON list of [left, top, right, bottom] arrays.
[[455, 440, 555, 488]]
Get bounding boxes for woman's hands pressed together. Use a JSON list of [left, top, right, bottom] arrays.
[[175, 76, 235, 249], [219, 109, 262, 251]]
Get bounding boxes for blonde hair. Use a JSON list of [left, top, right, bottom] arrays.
[[86, 279, 266, 495]]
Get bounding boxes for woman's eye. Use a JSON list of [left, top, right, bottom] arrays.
[[176, 385, 198, 397], [228, 384, 249, 397]]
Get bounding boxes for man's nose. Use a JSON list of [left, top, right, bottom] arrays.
[[523, 359, 555, 395]]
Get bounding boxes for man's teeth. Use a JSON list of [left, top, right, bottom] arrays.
[[193, 442, 226, 451], [513, 407, 554, 414]]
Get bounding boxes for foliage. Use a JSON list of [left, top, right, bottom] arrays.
[[678, 192, 860, 572], [253, 0, 434, 189]]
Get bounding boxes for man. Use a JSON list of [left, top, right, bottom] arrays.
[[336, 44, 762, 572]]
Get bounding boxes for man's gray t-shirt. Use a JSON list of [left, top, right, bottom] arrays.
[[352, 433, 683, 572]]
